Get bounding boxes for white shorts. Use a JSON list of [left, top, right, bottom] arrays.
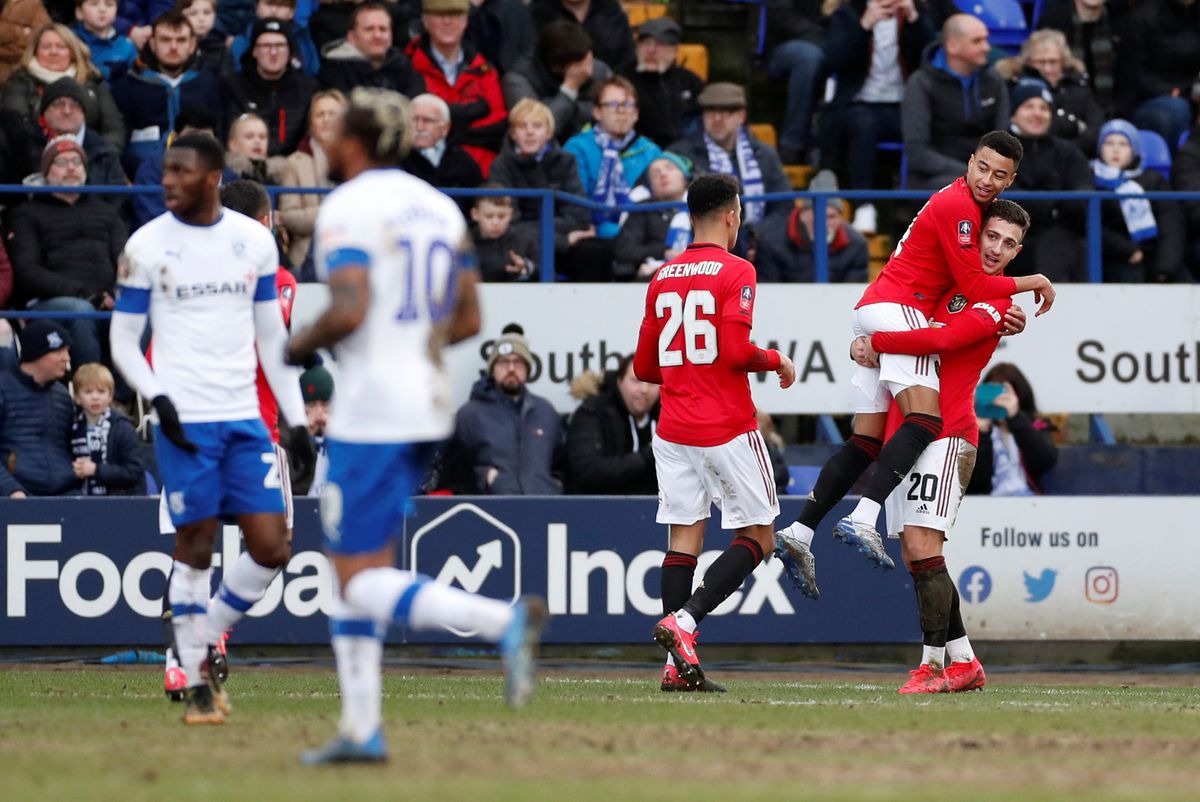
[[159, 442, 294, 534], [883, 437, 976, 539], [851, 302, 940, 413], [653, 431, 780, 530]]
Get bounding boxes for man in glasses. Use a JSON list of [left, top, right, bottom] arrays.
[[222, 18, 318, 156]]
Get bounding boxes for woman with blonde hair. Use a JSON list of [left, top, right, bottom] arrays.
[[0, 22, 124, 150], [995, 28, 1104, 155], [277, 88, 347, 275]]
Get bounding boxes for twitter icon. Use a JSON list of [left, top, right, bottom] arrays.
[[1023, 569, 1057, 602]]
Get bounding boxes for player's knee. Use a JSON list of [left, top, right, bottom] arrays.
[[247, 536, 291, 569]]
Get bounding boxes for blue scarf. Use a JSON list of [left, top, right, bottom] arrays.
[[704, 128, 764, 224], [591, 128, 636, 226], [1091, 160, 1158, 243]]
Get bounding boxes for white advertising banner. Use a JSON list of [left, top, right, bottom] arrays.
[[292, 284, 1200, 415], [946, 497, 1200, 640]]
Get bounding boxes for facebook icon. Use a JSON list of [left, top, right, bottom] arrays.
[[958, 566, 992, 603]]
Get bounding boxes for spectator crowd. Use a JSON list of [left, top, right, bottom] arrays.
[[0, 0, 1198, 496]]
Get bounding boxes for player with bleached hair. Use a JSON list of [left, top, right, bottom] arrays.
[[286, 88, 548, 765], [110, 134, 315, 725]]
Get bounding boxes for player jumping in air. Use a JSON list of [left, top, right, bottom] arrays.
[[775, 130, 1055, 595], [854, 199, 1034, 693], [110, 136, 315, 725], [634, 173, 796, 692], [286, 88, 547, 765]]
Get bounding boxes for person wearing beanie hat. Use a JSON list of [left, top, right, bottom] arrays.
[[30, 78, 128, 196], [627, 14, 703, 148], [0, 319, 77, 498], [40, 134, 88, 178], [297, 364, 333, 495], [222, 17, 319, 156], [613, 152, 693, 279], [1007, 76, 1093, 282], [227, 0, 322, 77], [485, 322, 534, 373], [1093, 118, 1186, 282]]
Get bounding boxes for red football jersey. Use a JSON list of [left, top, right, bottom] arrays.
[[255, 268, 298, 443], [858, 177, 1017, 317], [874, 289, 1012, 447], [634, 243, 771, 447]]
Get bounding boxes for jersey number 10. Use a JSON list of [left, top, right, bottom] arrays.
[[656, 290, 718, 367], [395, 238, 456, 323]]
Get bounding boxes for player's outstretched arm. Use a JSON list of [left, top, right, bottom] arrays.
[[285, 266, 370, 366], [1011, 273, 1056, 316], [871, 305, 1003, 356]]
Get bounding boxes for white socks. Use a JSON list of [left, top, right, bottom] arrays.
[[673, 609, 697, 634], [329, 596, 382, 743], [169, 560, 212, 689], [850, 498, 882, 527], [947, 636, 975, 663], [207, 552, 280, 644], [921, 644, 946, 670], [780, 521, 815, 548], [342, 568, 513, 641]]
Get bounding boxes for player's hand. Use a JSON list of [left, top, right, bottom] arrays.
[[280, 424, 317, 491], [850, 335, 880, 368], [151, 395, 199, 454], [1000, 304, 1026, 336], [1029, 274, 1056, 316], [775, 353, 796, 389]]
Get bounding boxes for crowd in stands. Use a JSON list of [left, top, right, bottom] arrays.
[[0, 0, 1196, 497]]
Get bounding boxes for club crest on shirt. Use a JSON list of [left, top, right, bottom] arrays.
[[740, 285, 753, 310], [957, 220, 973, 246], [947, 293, 968, 313], [233, 241, 245, 257]]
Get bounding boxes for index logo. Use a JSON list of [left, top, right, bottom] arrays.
[[1023, 569, 1056, 602], [958, 566, 991, 603], [1085, 566, 1119, 604]]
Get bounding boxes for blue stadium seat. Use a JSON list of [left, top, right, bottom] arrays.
[[956, 0, 1029, 51], [1138, 129, 1172, 179]]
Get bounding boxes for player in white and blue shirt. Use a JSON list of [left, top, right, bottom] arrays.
[[110, 134, 312, 724], [285, 88, 547, 765]]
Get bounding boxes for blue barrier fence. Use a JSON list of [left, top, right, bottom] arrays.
[[5, 183, 1200, 284]]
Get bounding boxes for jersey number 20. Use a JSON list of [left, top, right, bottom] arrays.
[[656, 290, 717, 366]]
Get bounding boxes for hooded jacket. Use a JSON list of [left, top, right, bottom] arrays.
[[0, 361, 76, 497], [71, 408, 146, 495], [441, 376, 563, 495], [316, 38, 425, 98], [223, 61, 318, 156], [72, 24, 137, 82], [565, 369, 658, 495], [901, 42, 1009, 187]]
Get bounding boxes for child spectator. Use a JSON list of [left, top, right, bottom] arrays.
[[70, 361, 146, 495], [178, 0, 234, 76], [73, 0, 136, 80], [469, 185, 537, 281], [612, 151, 690, 280]]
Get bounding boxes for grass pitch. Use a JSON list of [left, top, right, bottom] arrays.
[[2, 663, 1199, 802]]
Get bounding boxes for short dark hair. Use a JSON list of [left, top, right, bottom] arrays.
[[170, 131, 225, 172], [220, 178, 271, 219], [983, 198, 1031, 235], [174, 103, 218, 134], [153, 9, 194, 35], [594, 75, 637, 105], [538, 20, 592, 72], [474, 181, 512, 208], [687, 173, 741, 221], [351, 1, 390, 30], [976, 130, 1023, 167]]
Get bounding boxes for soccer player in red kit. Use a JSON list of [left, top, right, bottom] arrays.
[[633, 174, 796, 692], [774, 131, 1055, 595], [854, 200, 1032, 694]]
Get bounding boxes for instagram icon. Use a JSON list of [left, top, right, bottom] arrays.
[[1085, 567, 1119, 604]]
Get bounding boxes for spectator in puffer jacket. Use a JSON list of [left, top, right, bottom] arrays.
[[0, 319, 76, 498], [566, 354, 659, 495], [72, 0, 136, 80], [222, 17, 317, 155], [434, 324, 564, 495], [69, 361, 145, 495], [316, 1, 424, 97]]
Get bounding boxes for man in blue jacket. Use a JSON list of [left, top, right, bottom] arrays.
[[0, 321, 77, 498]]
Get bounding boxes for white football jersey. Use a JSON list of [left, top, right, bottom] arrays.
[[315, 168, 466, 443], [118, 209, 279, 422]]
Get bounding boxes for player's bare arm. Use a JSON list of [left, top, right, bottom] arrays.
[[443, 252, 482, 346], [286, 267, 370, 364]]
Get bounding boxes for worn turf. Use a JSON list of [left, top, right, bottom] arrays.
[[2, 665, 1198, 801]]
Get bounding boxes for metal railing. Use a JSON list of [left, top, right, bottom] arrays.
[[4, 183, 1199, 285]]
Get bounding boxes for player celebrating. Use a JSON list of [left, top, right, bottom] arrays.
[[856, 200, 1032, 693], [110, 136, 314, 725], [634, 173, 796, 692], [775, 130, 1055, 593], [285, 88, 548, 765]]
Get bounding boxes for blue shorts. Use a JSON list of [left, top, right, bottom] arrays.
[[156, 419, 285, 527], [320, 439, 437, 555]]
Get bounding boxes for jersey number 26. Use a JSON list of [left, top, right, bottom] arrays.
[[656, 290, 717, 367]]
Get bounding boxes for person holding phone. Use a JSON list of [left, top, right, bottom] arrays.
[[968, 362, 1059, 496]]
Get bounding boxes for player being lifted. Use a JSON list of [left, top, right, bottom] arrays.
[[854, 199, 1033, 693], [110, 136, 315, 725], [775, 130, 1055, 596], [634, 173, 796, 692], [285, 88, 547, 765]]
